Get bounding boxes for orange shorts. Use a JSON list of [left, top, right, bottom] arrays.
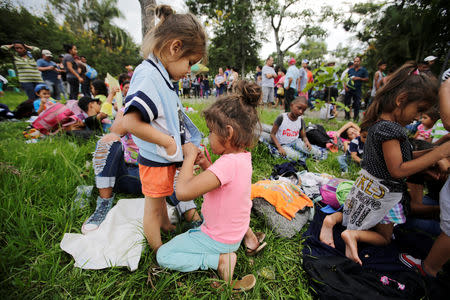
[[139, 164, 177, 198]]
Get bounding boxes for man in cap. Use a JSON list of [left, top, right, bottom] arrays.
[[284, 57, 300, 112], [36, 49, 61, 100]]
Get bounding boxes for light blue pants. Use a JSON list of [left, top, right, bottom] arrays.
[[157, 228, 241, 272]]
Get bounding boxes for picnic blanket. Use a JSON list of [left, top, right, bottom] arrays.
[[60, 198, 178, 271]]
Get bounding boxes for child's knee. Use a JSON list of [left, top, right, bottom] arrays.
[[156, 244, 170, 267]]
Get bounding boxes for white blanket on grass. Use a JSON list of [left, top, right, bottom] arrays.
[[60, 198, 178, 271]]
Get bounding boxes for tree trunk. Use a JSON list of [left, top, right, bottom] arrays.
[[138, 0, 156, 38]]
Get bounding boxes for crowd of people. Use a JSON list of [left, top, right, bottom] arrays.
[[1, 3, 450, 294]]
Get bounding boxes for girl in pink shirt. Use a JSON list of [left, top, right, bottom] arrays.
[[157, 81, 266, 291]]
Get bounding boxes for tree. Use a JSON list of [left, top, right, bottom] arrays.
[[257, 0, 329, 66], [297, 38, 327, 68], [187, 0, 261, 76], [343, 0, 450, 74], [138, 0, 156, 38]]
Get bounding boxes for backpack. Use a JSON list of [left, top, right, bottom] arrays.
[[85, 64, 98, 80], [31, 102, 79, 135], [320, 178, 349, 209], [306, 124, 333, 148], [65, 100, 88, 121]]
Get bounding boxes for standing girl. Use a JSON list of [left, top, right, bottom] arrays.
[[122, 5, 206, 251], [320, 62, 450, 265], [157, 81, 264, 291]]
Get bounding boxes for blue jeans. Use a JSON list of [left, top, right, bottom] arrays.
[[21, 82, 40, 100], [157, 228, 241, 272], [344, 90, 361, 120], [44, 79, 61, 100], [93, 139, 197, 215], [337, 154, 351, 172], [403, 195, 441, 236]]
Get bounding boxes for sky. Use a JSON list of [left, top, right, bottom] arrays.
[[16, 0, 371, 60]]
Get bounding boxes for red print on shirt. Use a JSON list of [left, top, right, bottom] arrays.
[[282, 129, 299, 137]]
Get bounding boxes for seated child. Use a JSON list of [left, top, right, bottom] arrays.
[[78, 96, 107, 132], [414, 107, 439, 142], [90, 79, 119, 119], [337, 128, 367, 173], [157, 81, 266, 291], [33, 84, 56, 114], [319, 62, 450, 266], [270, 96, 325, 161], [327, 121, 361, 152]]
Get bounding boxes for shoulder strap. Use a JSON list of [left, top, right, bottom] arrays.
[[145, 59, 175, 91]]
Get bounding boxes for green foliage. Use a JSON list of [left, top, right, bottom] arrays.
[[297, 38, 328, 68], [0, 2, 141, 79], [306, 65, 349, 112], [187, 0, 261, 76], [344, 0, 450, 74]]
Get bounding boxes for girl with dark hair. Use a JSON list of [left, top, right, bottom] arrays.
[[62, 44, 82, 99], [1, 41, 43, 100], [157, 81, 264, 291], [320, 62, 450, 266]]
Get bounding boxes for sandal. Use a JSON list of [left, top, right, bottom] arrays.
[[246, 232, 267, 256], [231, 274, 256, 292]]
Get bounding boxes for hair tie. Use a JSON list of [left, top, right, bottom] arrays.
[[409, 68, 420, 75]]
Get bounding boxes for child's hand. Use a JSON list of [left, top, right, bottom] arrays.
[[278, 147, 287, 157], [110, 86, 120, 95], [182, 142, 199, 159], [194, 151, 209, 169], [304, 140, 312, 150], [437, 158, 450, 174]]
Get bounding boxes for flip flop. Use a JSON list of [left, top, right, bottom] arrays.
[[246, 232, 267, 256], [231, 274, 256, 292]]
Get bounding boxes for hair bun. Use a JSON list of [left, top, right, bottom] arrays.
[[233, 80, 261, 108], [155, 5, 174, 21]]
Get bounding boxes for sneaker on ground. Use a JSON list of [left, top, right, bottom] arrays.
[[399, 253, 426, 276]]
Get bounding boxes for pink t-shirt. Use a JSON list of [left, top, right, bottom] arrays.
[[201, 152, 252, 244], [415, 124, 432, 141]]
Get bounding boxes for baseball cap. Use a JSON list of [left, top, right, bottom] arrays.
[[34, 83, 49, 93], [42, 49, 53, 57], [302, 59, 309, 64], [288, 57, 296, 65], [424, 55, 437, 62], [78, 96, 100, 112]]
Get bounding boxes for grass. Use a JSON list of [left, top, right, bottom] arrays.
[[0, 91, 360, 299]]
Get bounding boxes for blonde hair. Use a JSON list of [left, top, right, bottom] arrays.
[[142, 5, 207, 64]]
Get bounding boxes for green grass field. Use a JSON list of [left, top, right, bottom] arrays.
[[0, 91, 360, 299]]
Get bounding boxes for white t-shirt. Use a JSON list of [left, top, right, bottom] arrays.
[[261, 65, 276, 87], [274, 113, 304, 145]]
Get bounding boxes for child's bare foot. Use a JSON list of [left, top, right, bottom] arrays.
[[320, 216, 336, 248], [218, 252, 237, 283], [341, 230, 362, 265]]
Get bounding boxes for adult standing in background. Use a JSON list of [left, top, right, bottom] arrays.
[[214, 67, 226, 97], [80, 56, 92, 97], [1, 41, 43, 100], [261, 56, 277, 107], [337, 62, 354, 104], [298, 59, 309, 99], [37, 50, 61, 100], [343, 56, 368, 121], [57, 54, 68, 99], [368, 60, 387, 107], [284, 57, 299, 112], [63, 44, 83, 100]]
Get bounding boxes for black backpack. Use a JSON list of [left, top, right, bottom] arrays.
[[306, 124, 333, 148]]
